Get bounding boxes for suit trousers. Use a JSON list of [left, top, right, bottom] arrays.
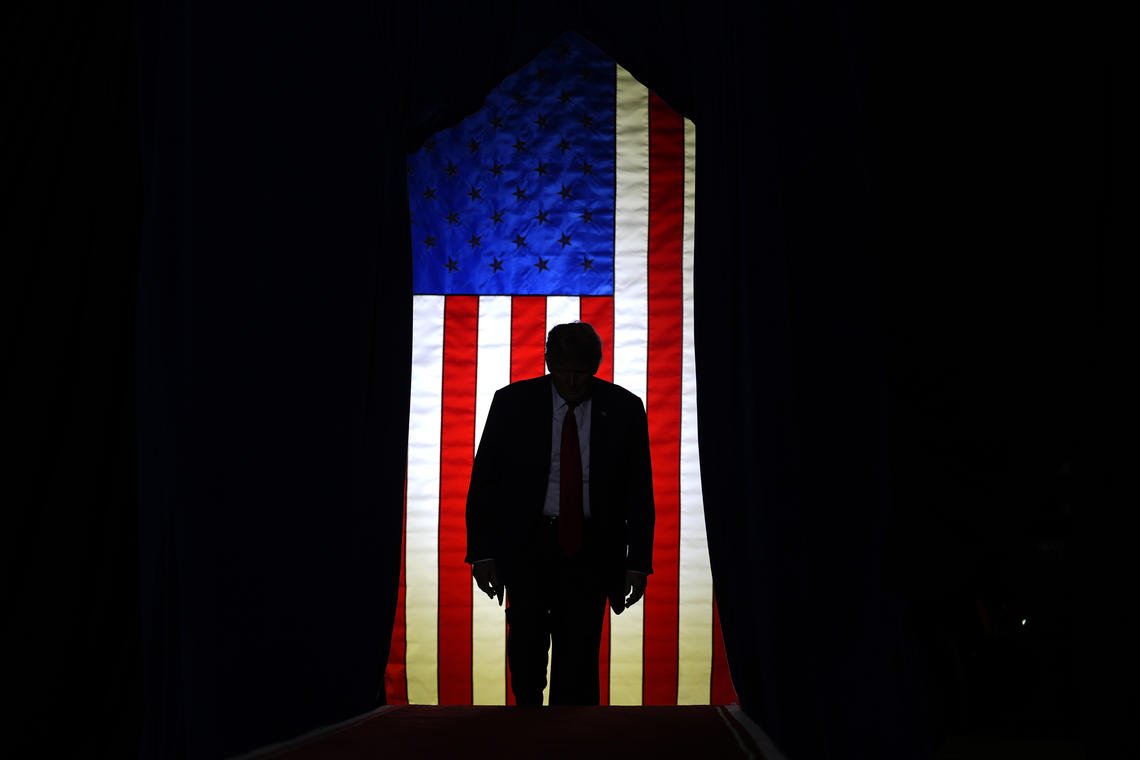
[[504, 516, 608, 706]]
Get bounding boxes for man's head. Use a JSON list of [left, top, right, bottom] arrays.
[[545, 322, 603, 404]]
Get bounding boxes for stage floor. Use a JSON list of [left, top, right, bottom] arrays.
[[241, 704, 781, 759]]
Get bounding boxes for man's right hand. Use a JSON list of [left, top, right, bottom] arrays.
[[472, 559, 503, 606]]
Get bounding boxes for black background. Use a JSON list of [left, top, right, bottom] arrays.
[[5, 1, 1127, 758]]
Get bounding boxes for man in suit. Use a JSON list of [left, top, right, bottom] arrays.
[[466, 321, 654, 706]]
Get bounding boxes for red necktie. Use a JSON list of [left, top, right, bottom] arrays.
[[559, 402, 583, 557]]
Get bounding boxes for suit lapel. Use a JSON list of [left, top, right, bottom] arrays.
[[540, 375, 554, 479], [588, 378, 610, 510], [588, 382, 608, 450]]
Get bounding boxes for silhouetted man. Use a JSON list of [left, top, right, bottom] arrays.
[[466, 321, 654, 705]]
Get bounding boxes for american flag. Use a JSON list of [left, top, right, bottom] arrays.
[[386, 33, 735, 706]]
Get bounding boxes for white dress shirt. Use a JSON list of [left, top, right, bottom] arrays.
[[543, 384, 591, 518]]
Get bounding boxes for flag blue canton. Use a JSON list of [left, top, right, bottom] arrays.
[[409, 35, 615, 295]]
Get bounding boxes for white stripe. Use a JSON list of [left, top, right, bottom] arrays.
[[609, 64, 649, 706], [542, 296, 580, 706], [474, 297, 513, 450], [471, 296, 511, 704], [544, 296, 581, 344], [676, 117, 714, 704], [405, 296, 445, 704]]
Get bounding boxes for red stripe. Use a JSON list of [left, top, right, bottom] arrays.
[[711, 596, 738, 704], [510, 297, 547, 382], [579, 295, 614, 703], [384, 478, 409, 704], [438, 296, 478, 704], [643, 92, 685, 705], [505, 653, 515, 706], [505, 296, 548, 705], [580, 296, 614, 384]]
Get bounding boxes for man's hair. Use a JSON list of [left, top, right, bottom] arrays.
[[545, 322, 603, 372]]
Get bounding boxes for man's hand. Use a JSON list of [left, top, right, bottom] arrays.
[[472, 559, 503, 606], [623, 570, 648, 609]]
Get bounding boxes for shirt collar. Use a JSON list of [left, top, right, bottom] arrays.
[[551, 381, 569, 409], [550, 380, 588, 410]]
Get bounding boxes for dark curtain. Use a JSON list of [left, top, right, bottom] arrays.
[[882, 10, 1132, 757], [134, 2, 411, 757], [9, 0, 1125, 758], [6, 1, 141, 756]]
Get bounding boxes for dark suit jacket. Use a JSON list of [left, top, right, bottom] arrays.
[[465, 375, 654, 613]]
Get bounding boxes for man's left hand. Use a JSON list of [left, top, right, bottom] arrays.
[[623, 570, 648, 609]]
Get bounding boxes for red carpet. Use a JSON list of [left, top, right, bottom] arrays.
[[242, 705, 779, 759]]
